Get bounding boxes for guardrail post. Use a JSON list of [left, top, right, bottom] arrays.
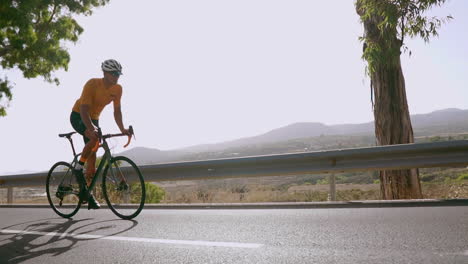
[[7, 187, 13, 204], [329, 174, 336, 201]]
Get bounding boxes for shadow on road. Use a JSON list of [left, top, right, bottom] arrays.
[[0, 217, 138, 263]]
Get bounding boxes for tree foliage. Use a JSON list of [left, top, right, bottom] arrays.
[[0, 0, 110, 116], [356, 0, 452, 76]]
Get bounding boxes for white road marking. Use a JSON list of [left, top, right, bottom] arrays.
[[0, 229, 263, 249]]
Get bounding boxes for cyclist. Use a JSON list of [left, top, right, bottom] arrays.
[[70, 59, 131, 209]]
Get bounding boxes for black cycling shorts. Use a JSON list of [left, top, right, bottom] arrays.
[[70, 111, 99, 144]]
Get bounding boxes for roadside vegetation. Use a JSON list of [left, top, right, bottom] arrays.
[[158, 168, 468, 204], [1, 170, 466, 204], [1, 135, 467, 204]]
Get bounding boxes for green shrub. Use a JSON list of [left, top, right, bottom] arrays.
[[456, 173, 468, 181], [317, 178, 329, 185], [303, 191, 328, 202], [145, 183, 165, 203]]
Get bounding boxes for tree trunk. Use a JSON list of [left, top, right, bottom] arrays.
[[371, 57, 422, 199], [357, 0, 423, 199]]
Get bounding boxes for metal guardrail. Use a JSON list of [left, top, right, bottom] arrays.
[[1, 140, 468, 203]]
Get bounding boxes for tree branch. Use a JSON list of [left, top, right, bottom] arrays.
[[47, 3, 59, 25], [399, 0, 407, 47], [37, 3, 59, 35]]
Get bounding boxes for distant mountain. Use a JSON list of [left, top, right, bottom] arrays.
[[119, 108, 468, 164], [118, 147, 187, 165], [180, 108, 468, 153], [411, 108, 468, 135]]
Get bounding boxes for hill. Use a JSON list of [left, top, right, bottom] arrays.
[[119, 108, 468, 164], [179, 108, 468, 153], [116, 147, 187, 166]]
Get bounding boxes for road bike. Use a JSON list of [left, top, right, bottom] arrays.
[[46, 126, 145, 220]]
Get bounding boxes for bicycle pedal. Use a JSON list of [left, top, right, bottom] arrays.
[[87, 195, 101, 210]]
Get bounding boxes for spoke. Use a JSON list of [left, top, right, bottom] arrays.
[[103, 157, 145, 219], [114, 164, 127, 183], [47, 162, 81, 218]]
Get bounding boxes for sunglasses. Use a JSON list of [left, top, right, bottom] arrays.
[[108, 71, 121, 77]]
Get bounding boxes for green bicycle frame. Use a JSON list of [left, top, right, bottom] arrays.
[[70, 138, 114, 195]]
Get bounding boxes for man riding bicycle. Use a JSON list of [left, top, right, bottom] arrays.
[[70, 59, 131, 209]]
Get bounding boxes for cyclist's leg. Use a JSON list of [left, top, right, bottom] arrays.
[[83, 144, 100, 210], [78, 141, 101, 209], [70, 111, 99, 169], [70, 112, 101, 209], [85, 152, 97, 186], [83, 119, 99, 186]]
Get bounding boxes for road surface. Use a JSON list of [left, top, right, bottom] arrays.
[[1, 206, 467, 263]]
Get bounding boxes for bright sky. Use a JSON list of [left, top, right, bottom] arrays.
[[1, 0, 467, 174]]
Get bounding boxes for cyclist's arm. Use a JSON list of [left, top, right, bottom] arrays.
[[113, 105, 127, 133], [112, 87, 129, 135], [78, 79, 98, 135]]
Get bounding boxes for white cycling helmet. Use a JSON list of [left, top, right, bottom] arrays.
[[101, 59, 123, 75]]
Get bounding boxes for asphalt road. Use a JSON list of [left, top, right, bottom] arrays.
[[0, 206, 467, 264]]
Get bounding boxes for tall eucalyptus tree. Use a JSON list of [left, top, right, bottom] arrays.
[[355, 0, 451, 199]]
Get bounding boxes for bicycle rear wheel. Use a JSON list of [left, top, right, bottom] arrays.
[[46, 161, 82, 218], [102, 156, 145, 219]]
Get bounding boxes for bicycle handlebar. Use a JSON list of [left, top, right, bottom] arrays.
[[100, 125, 135, 148]]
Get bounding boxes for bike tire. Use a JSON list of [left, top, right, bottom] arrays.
[[102, 156, 145, 219], [46, 161, 82, 218]]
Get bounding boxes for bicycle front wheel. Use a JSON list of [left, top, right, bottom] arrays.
[[102, 156, 145, 219], [46, 161, 82, 218]]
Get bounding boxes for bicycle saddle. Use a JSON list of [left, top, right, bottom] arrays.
[[58, 132, 77, 138]]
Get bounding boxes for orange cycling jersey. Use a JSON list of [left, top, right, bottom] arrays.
[[72, 78, 122, 120]]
